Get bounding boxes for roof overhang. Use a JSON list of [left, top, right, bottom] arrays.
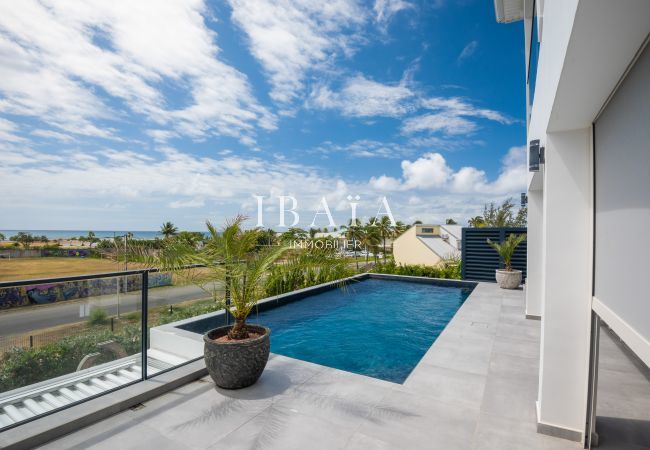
[[493, 0, 524, 23]]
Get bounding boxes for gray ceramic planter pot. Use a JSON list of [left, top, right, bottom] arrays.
[[495, 269, 522, 289], [203, 324, 271, 389]]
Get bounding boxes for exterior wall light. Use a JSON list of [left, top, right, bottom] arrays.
[[529, 139, 545, 171]]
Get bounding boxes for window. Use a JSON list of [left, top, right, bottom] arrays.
[[421, 228, 434, 233], [527, 1, 540, 114]]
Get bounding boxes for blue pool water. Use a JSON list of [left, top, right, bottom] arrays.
[[187, 279, 472, 383]]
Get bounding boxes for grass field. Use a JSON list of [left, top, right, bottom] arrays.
[[0, 257, 125, 282]]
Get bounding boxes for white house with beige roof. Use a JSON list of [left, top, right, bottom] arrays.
[[393, 224, 461, 266]]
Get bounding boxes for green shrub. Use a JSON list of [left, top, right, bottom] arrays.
[[88, 307, 109, 325], [0, 328, 140, 392], [265, 254, 355, 297], [371, 258, 461, 280]]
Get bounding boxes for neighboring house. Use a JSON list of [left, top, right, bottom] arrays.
[[495, 0, 649, 446], [313, 230, 345, 240], [393, 225, 461, 266]]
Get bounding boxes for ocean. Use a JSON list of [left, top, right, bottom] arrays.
[[0, 230, 163, 240]]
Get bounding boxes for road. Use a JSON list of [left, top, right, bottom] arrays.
[[0, 283, 222, 336]]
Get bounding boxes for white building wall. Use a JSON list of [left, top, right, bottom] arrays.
[[537, 129, 593, 441], [520, 0, 650, 442]]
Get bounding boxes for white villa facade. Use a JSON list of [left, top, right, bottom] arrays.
[[495, 0, 650, 445], [393, 224, 461, 266]]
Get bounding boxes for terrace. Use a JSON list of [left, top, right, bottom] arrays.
[[0, 275, 640, 450]]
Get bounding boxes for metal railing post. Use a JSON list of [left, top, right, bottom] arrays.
[[225, 270, 231, 326], [141, 271, 148, 380]]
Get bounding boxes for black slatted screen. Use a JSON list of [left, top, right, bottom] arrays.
[[461, 227, 527, 282]]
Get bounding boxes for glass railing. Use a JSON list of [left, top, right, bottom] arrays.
[[0, 268, 212, 431]]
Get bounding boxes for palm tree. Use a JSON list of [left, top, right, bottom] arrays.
[[0, 232, 4, 241], [359, 223, 381, 265], [341, 218, 362, 270], [371, 216, 394, 263], [160, 221, 178, 239], [394, 221, 408, 237], [487, 234, 527, 271], [149, 216, 289, 340], [468, 216, 486, 228]]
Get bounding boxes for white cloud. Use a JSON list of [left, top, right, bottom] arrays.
[[489, 145, 527, 193], [0, 118, 25, 142], [457, 40, 478, 63], [0, 142, 525, 229], [146, 129, 178, 144], [228, 0, 367, 105], [0, 0, 275, 144], [367, 147, 526, 195], [420, 97, 511, 123], [30, 129, 76, 143], [401, 113, 477, 135], [308, 75, 414, 117], [401, 96, 513, 136], [169, 198, 206, 209], [310, 139, 413, 159], [401, 152, 452, 189], [374, 0, 415, 29], [451, 166, 487, 192], [369, 175, 402, 191]]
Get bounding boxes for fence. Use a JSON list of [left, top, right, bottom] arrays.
[[461, 227, 527, 282]]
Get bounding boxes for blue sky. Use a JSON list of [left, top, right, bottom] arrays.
[[0, 0, 525, 231]]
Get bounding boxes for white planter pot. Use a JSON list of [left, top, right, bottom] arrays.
[[495, 269, 522, 289]]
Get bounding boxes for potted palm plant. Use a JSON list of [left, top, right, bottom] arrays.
[[150, 216, 289, 389], [487, 233, 526, 289]]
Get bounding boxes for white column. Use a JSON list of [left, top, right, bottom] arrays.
[[525, 188, 543, 318], [537, 127, 593, 442]]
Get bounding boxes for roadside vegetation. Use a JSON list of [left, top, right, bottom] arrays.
[[371, 256, 462, 280]]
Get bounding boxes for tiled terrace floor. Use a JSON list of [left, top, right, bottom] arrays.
[[39, 283, 582, 450]]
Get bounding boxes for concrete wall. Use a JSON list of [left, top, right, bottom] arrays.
[[593, 41, 650, 366], [537, 128, 593, 440], [393, 227, 442, 266]]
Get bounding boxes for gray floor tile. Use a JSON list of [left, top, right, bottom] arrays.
[[344, 432, 394, 450], [402, 363, 487, 409], [40, 418, 189, 450], [209, 403, 358, 450], [472, 413, 580, 450], [496, 322, 540, 343], [491, 334, 540, 359], [357, 389, 479, 450], [480, 375, 538, 423], [295, 367, 394, 406], [488, 351, 539, 379]]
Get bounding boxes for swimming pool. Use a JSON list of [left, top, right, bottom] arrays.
[[180, 277, 473, 383]]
